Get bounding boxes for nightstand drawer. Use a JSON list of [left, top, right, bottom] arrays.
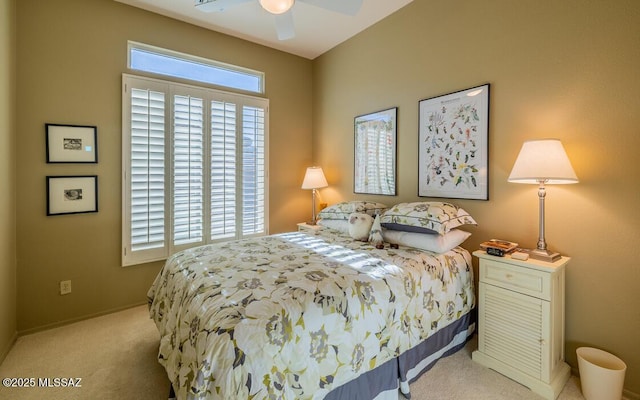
[[480, 259, 551, 300]]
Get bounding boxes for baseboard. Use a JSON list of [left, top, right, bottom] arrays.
[[0, 331, 18, 365], [17, 301, 148, 336], [624, 388, 640, 400]]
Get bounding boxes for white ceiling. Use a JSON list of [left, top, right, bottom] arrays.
[[115, 0, 414, 59]]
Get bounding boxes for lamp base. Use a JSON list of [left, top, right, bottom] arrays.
[[525, 248, 561, 263]]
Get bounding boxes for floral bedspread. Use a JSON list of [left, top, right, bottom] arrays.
[[147, 229, 475, 400]]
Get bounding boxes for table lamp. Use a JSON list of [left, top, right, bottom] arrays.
[[508, 139, 578, 262], [301, 166, 328, 225]]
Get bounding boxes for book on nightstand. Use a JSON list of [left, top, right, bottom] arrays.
[[479, 239, 518, 257]]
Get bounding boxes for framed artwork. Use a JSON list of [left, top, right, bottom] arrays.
[[354, 107, 397, 196], [418, 84, 490, 200], [46, 123, 98, 163], [46, 175, 98, 216]]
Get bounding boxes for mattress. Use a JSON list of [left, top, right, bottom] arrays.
[[147, 228, 475, 400]]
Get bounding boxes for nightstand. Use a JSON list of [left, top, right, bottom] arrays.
[[472, 250, 571, 400], [297, 222, 323, 234]]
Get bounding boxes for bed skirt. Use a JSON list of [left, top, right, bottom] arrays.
[[324, 312, 475, 400]]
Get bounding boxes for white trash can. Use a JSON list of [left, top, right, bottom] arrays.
[[577, 347, 626, 400]]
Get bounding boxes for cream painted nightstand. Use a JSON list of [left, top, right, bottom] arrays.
[[297, 222, 323, 234], [472, 250, 571, 400]]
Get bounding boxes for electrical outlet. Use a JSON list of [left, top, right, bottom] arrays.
[[60, 280, 72, 295]]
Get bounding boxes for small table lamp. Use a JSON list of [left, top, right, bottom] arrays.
[[508, 139, 578, 262], [301, 166, 328, 225]]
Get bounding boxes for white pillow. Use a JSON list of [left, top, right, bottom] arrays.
[[382, 229, 471, 253], [317, 219, 349, 233]]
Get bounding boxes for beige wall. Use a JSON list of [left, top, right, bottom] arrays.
[[313, 0, 640, 394], [10, 0, 640, 395], [0, 0, 17, 363], [16, 0, 312, 331]]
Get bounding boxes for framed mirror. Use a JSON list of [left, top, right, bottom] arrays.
[[354, 107, 397, 195]]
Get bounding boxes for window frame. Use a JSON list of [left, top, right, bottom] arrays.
[[127, 41, 265, 94], [122, 74, 269, 267]]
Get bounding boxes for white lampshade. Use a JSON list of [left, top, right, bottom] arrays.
[[301, 166, 328, 190], [508, 139, 578, 184], [259, 0, 294, 14]]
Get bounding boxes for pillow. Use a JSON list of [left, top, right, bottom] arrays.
[[318, 201, 388, 221], [318, 202, 355, 221], [317, 219, 349, 234], [357, 201, 388, 217], [380, 202, 477, 235], [383, 229, 472, 253], [348, 212, 374, 241]]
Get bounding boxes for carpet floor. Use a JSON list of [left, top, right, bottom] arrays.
[[0, 305, 587, 399]]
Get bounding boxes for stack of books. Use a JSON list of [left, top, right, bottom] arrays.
[[480, 239, 518, 257]]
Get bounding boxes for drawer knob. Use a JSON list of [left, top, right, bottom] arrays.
[[505, 273, 514, 279]]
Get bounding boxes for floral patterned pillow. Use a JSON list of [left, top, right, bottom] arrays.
[[318, 201, 388, 220], [380, 202, 477, 235]]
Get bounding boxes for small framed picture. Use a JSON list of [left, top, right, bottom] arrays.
[[46, 176, 98, 216], [46, 123, 97, 163], [354, 107, 397, 196]]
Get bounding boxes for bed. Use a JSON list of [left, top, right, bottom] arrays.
[[148, 226, 475, 400]]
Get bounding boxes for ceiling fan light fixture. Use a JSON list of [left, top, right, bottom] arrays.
[[259, 0, 294, 14]]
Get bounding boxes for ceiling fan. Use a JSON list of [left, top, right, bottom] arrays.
[[194, 0, 364, 40]]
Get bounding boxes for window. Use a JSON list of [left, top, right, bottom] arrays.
[[128, 41, 264, 94], [122, 74, 268, 266]]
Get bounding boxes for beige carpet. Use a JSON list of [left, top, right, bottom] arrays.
[[0, 305, 587, 400]]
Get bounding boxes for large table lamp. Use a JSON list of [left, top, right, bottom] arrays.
[[301, 166, 328, 225], [508, 139, 578, 262]]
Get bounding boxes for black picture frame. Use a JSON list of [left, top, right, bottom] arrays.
[[418, 84, 490, 200], [354, 107, 398, 196], [46, 123, 98, 163], [46, 175, 98, 216]]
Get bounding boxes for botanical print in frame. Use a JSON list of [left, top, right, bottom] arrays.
[[46, 175, 98, 216], [46, 123, 98, 163], [354, 107, 397, 196], [418, 84, 489, 200]]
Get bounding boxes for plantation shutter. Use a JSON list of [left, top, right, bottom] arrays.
[[242, 105, 266, 236], [123, 74, 268, 266], [123, 83, 168, 265], [210, 100, 237, 240], [173, 93, 205, 247]]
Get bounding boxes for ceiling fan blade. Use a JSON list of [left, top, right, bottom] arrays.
[[194, 0, 253, 12], [299, 0, 363, 16], [274, 12, 295, 40]]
